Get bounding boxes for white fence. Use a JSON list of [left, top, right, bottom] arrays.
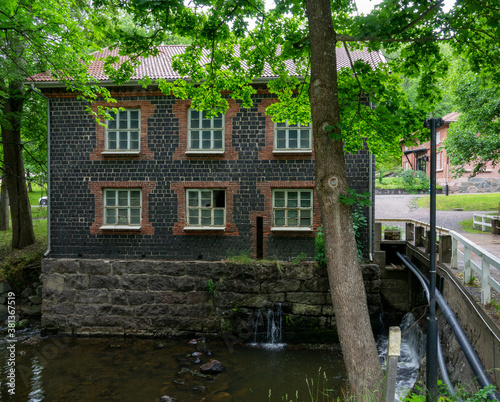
[[377, 219, 500, 305], [473, 213, 500, 232], [451, 231, 500, 305]]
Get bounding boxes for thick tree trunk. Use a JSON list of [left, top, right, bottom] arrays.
[[305, 1, 384, 400], [0, 172, 9, 231], [1, 80, 35, 248]]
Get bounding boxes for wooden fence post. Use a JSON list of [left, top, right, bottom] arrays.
[[439, 235, 452, 264], [406, 222, 414, 242], [451, 236, 458, 269], [481, 259, 491, 305], [415, 226, 425, 247], [385, 326, 401, 402]]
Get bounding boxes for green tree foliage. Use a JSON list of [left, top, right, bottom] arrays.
[[0, 0, 117, 247], [444, 62, 500, 177], [42, 0, 500, 397]]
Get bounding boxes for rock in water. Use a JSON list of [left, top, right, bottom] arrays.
[[200, 360, 225, 374], [160, 396, 176, 402]]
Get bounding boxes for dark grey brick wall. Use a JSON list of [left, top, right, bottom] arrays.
[[46, 87, 373, 261]]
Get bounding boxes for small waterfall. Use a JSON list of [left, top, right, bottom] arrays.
[[253, 309, 264, 344], [251, 303, 285, 349], [266, 303, 283, 345], [378, 312, 426, 401]]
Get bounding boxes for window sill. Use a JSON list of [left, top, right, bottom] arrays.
[[184, 226, 226, 231], [101, 151, 141, 156], [100, 225, 142, 231], [271, 227, 313, 232], [185, 151, 224, 155], [273, 150, 312, 154]]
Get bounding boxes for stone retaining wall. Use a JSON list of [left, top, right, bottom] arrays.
[[456, 177, 500, 194], [42, 259, 382, 342]]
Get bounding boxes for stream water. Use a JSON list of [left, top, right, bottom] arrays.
[[0, 328, 347, 401], [1, 312, 424, 401]]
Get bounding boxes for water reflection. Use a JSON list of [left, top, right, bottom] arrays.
[[1, 330, 348, 401]]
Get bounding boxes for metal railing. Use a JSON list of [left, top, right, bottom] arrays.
[[377, 218, 500, 305]]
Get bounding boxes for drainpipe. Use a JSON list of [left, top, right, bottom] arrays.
[[31, 84, 51, 256], [369, 101, 374, 261], [369, 152, 374, 261]]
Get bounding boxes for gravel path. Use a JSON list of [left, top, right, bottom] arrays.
[[375, 194, 491, 233]]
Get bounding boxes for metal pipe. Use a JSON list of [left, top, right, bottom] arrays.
[[30, 84, 50, 256], [397, 252, 500, 400], [397, 252, 456, 399], [369, 152, 374, 261], [425, 117, 440, 400]]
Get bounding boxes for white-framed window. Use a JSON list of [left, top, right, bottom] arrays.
[[436, 152, 442, 170], [274, 121, 312, 152], [436, 131, 441, 144], [188, 109, 224, 152], [105, 109, 140, 152], [186, 189, 226, 228], [272, 189, 313, 230], [103, 189, 141, 228]]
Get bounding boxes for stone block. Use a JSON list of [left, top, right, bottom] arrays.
[[0, 281, 12, 293], [79, 260, 112, 275], [148, 275, 173, 291], [126, 291, 155, 305], [121, 274, 148, 291], [169, 276, 195, 292], [154, 291, 186, 304], [23, 305, 42, 316], [268, 293, 286, 302], [110, 290, 128, 305], [186, 291, 209, 305], [64, 274, 89, 290], [74, 289, 110, 304], [291, 303, 322, 316], [282, 264, 315, 280], [302, 278, 329, 292], [322, 305, 335, 316], [184, 262, 216, 277], [286, 292, 326, 305], [114, 261, 158, 275], [157, 262, 187, 276], [122, 316, 152, 331], [29, 295, 42, 305], [44, 274, 65, 292], [89, 275, 119, 290], [74, 304, 98, 316], [217, 279, 261, 293], [96, 304, 130, 316], [53, 303, 76, 315], [44, 258, 78, 274], [261, 280, 302, 293]]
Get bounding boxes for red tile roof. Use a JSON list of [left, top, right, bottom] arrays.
[[442, 111, 460, 123], [31, 45, 386, 84]]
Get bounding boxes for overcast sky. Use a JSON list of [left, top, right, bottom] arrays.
[[355, 0, 456, 14]]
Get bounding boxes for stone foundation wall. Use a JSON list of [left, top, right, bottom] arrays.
[[455, 177, 500, 194], [42, 259, 382, 343]]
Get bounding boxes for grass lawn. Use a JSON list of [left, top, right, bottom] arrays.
[[416, 193, 500, 211], [0, 219, 47, 284], [28, 183, 47, 206]]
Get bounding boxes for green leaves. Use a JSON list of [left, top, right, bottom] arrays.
[[444, 62, 500, 177]]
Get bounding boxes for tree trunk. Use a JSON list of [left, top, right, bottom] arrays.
[[1, 80, 35, 248], [305, 1, 384, 400], [27, 169, 32, 192], [0, 172, 9, 231]]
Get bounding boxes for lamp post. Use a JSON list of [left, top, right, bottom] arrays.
[[423, 117, 444, 401]]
